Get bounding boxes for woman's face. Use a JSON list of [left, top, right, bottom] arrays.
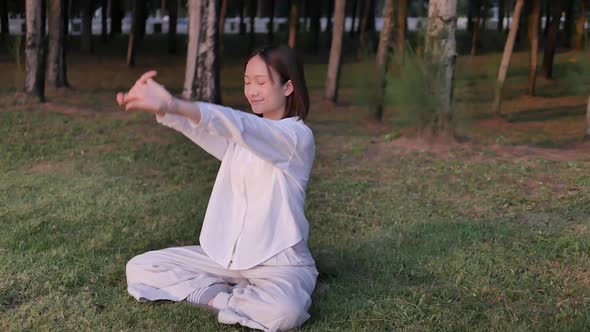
[[244, 55, 293, 120]]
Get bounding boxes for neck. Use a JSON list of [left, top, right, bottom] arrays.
[[263, 108, 286, 121]]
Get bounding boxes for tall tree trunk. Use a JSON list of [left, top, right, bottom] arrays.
[[101, 0, 107, 41], [370, 0, 394, 122], [25, 0, 47, 101], [424, 0, 457, 133], [308, 0, 321, 53], [469, 0, 480, 56], [349, 0, 357, 37], [249, 0, 257, 49], [219, 0, 227, 46], [574, 0, 586, 50], [127, 0, 143, 66], [492, 0, 524, 116], [527, 0, 540, 96], [498, 0, 505, 32], [325, 0, 346, 102], [395, 0, 407, 63], [288, 0, 298, 48], [183, 0, 220, 103], [81, 0, 93, 52], [585, 96, 590, 139], [239, 0, 246, 35], [110, 0, 122, 36], [267, 0, 274, 43], [1, 0, 9, 36], [167, 0, 178, 54], [541, 1, 562, 79], [137, 0, 147, 39], [563, 0, 575, 48], [357, 0, 373, 59], [48, 0, 69, 88]]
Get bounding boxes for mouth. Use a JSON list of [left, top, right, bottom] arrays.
[[249, 99, 263, 104]]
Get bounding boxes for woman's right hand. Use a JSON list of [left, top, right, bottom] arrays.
[[116, 71, 174, 115]]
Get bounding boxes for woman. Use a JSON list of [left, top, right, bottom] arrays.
[[116, 45, 318, 332]]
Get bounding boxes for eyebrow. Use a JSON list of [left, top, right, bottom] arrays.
[[244, 75, 269, 78]]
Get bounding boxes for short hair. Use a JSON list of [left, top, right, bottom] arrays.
[[244, 45, 310, 120]]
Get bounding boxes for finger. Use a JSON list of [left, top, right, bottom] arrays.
[[137, 70, 158, 85], [123, 94, 142, 104], [116, 93, 125, 106], [125, 101, 153, 113]]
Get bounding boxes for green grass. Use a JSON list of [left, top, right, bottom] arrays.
[[2, 44, 590, 331]]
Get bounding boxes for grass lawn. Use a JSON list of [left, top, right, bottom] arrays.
[[1, 37, 590, 331]]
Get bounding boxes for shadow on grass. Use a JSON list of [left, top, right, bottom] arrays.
[[505, 105, 586, 123]]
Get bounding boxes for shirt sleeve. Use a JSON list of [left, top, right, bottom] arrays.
[[156, 111, 229, 161], [196, 101, 300, 169]]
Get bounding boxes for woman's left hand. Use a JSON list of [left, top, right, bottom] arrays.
[[116, 71, 173, 115]]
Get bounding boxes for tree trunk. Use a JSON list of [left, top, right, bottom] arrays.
[[1, 0, 9, 36], [370, 0, 394, 122], [469, 0, 480, 56], [492, 0, 524, 116], [349, 0, 357, 37], [585, 96, 590, 139], [81, 0, 93, 52], [249, 0, 257, 49], [288, 0, 298, 48], [183, 0, 220, 103], [325, 0, 346, 102], [101, 0, 107, 41], [267, 0, 274, 43], [357, 0, 373, 59], [424, 0, 457, 132], [498, 0, 505, 32], [307, 0, 321, 53], [527, 0, 540, 96], [219, 0, 227, 46], [110, 0, 122, 36], [395, 0, 407, 64], [167, 0, 178, 54], [127, 0, 143, 66], [239, 0, 245, 35], [48, 0, 69, 88], [137, 0, 147, 39], [563, 0, 575, 48], [25, 0, 47, 101], [541, 1, 562, 79], [574, 0, 586, 50]]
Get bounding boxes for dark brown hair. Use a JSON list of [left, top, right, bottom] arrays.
[[244, 45, 310, 120]]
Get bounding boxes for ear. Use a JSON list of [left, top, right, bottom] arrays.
[[283, 80, 294, 97]]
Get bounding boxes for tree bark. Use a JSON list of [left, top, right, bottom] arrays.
[[541, 1, 562, 79], [424, 0, 457, 132], [127, 0, 143, 66], [25, 0, 47, 101], [498, 0, 505, 32], [183, 0, 220, 103], [370, 0, 394, 121], [48, 0, 69, 88], [325, 0, 346, 102], [527, 0, 540, 96], [349, 0, 357, 37], [574, 0, 586, 50], [492, 0, 524, 116], [469, 0, 480, 56], [1, 0, 9, 36], [585, 96, 590, 139], [101, 0, 107, 41], [357, 0, 373, 59], [167, 0, 178, 54], [219, 0, 227, 46], [267, 0, 274, 43], [563, 0, 575, 48], [249, 0, 257, 49], [81, 0, 93, 52], [110, 0, 122, 36], [288, 0, 298, 48], [395, 0, 407, 63]]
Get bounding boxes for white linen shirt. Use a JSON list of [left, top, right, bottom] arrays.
[[156, 101, 315, 270]]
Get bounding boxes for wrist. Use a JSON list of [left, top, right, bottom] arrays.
[[159, 95, 176, 116]]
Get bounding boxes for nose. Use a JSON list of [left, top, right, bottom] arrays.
[[245, 85, 259, 99]]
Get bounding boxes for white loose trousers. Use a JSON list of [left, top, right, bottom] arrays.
[[126, 242, 318, 332]]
